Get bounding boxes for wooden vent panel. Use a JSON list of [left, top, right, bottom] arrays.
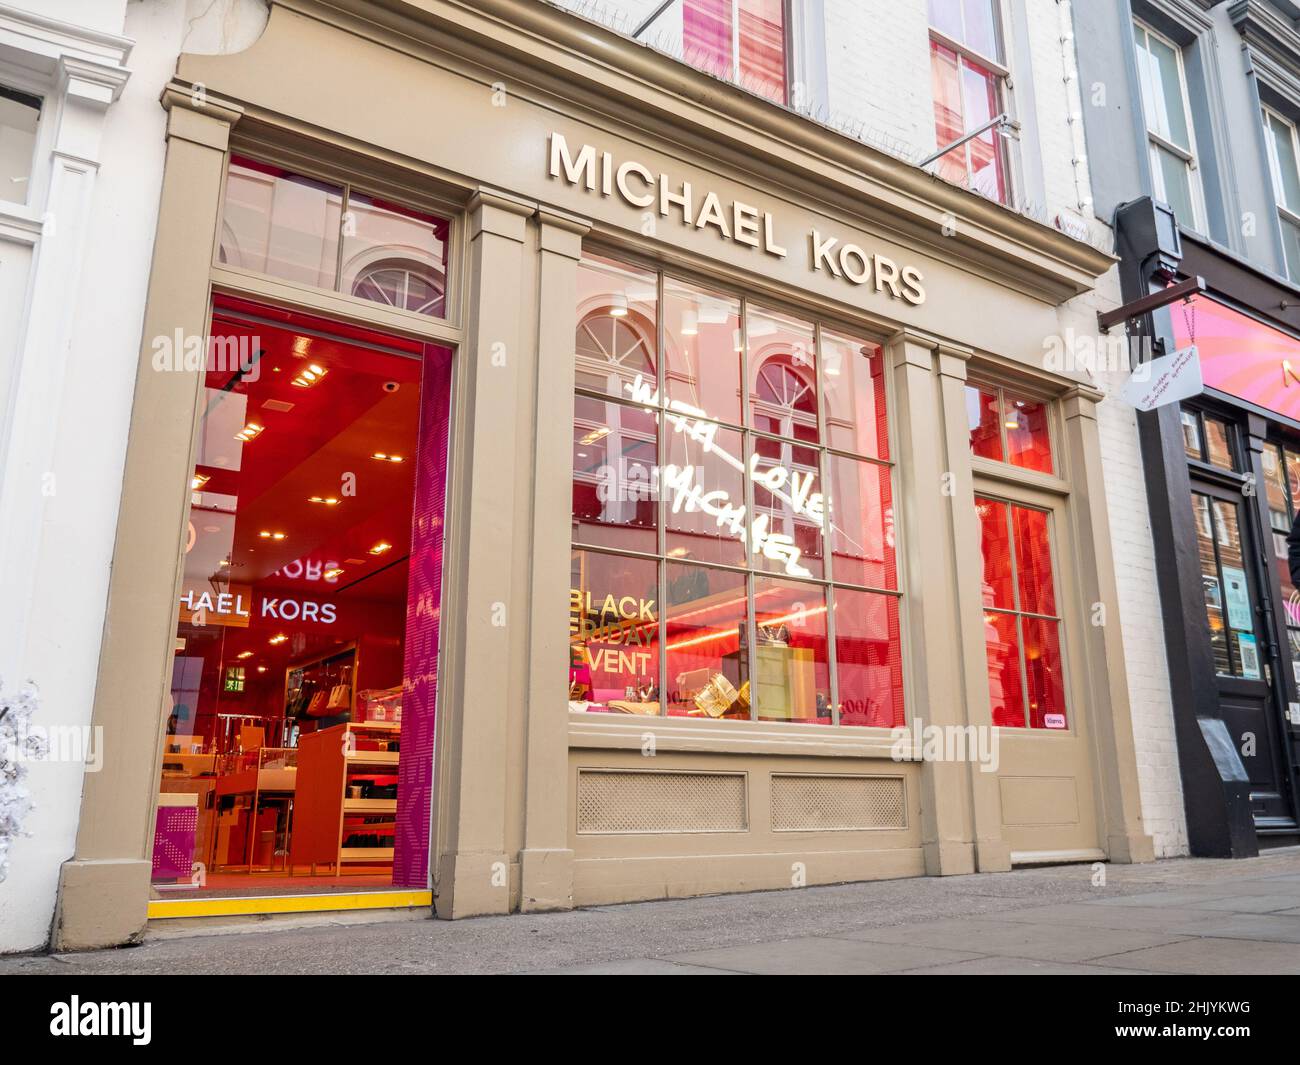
[[576, 769, 748, 834], [770, 774, 907, 832]]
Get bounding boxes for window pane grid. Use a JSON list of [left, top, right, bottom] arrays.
[[571, 254, 901, 727]]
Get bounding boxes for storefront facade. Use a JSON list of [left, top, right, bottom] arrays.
[[1119, 205, 1300, 856], [53, 0, 1152, 949]]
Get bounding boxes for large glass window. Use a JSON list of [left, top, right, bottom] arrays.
[[568, 254, 902, 727], [1191, 492, 1260, 679], [0, 85, 40, 206], [1262, 441, 1300, 688], [1262, 107, 1300, 283], [976, 496, 1067, 729], [928, 0, 1009, 204], [219, 156, 450, 318], [1133, 20, 1204, 231]]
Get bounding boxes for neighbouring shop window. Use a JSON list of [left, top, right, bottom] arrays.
[[1262, 106, 1300, 283], [1191, 491, 1260, 679], [0, 85, 40, 206], [569, 253, 902, 727], [928, 0, 1010, 204], [1263, 442, 1300, 688], [975, 496, 1067, 729], [965, 382, 1053, 473], [219, 156, 450, 317], [1132, 19, 1205, 231], [157, 300, 450, 898]]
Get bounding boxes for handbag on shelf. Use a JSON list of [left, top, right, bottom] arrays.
[[326, 683, 351, 710], [304, 689, 329, 717]]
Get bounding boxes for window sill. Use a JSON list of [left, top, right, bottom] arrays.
[[0, 202, 42, 244], [568, 711, 918, 760]]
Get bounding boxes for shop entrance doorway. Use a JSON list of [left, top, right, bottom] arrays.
[[151, 298, 451, 914]]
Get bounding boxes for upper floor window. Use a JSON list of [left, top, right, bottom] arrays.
[[927, 0, 1010, 204], [0, 85, 41, 206], [218, 156, 451, 318], [1132, 20, 1204, 232], [1262, 106, 1300, 283], [633, 0, 788, 105]]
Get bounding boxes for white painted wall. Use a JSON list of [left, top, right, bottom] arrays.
[[0, 0, 268, 954]]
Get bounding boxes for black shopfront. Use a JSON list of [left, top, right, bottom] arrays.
[[1118, 198, 1300, 857]]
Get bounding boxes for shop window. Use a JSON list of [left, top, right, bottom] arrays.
[[964, 382, 1053, 473], [681, 0, 787, 105], [1262, 442, 1300, 687], [568, 253, 901, 727], [928, 0, 1009, 205], [0, 85, 40, 205], [1262, 107, 1300, 284], [158, 300, 451, 899], [975, 496, 1067, 729], [1180, 406, 1236, 471], [1132, 20, 1205, 231], [219, 156, 450, 317], [1190, 492, 1259, 679]]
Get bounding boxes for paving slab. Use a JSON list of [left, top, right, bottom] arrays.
[[899, 956, 1160, 975], [1094, 936, 1300, 975], [667, 936, 984, 975], [834, 917, 1190, 962]]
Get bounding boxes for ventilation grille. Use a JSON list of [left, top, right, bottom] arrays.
[[576, 769, 747, 834], [770, 774, 906, 832]]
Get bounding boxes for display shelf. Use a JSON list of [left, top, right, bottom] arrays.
[[288, 722, 400, 874]]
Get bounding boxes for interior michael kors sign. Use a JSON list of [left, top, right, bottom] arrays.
[[548, 133, 926, 306]]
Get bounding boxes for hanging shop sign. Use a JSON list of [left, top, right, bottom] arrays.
[[548, 133, 925, 305], [1121, 344, 1202, 412]]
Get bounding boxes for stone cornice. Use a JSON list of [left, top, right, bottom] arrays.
[[242, 0, 1114, 306], [0, 2, 132, 68], [1231, 0, 1300, 100]]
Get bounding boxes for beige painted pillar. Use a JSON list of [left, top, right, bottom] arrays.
[[934, 343, 1013, 872], [54, 87, 241, 950], [433, 189, 536, 918], [1060, 386, 1155, 863], [889, 330, 976, 874], [518, 209, 588, 912]]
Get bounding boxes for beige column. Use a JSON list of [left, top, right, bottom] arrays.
[[518, 209, 589, 912], [433, 189, 536, 918], [54, 86, 241, 950], [1060, 386, 1155, 863], [889, 330, 976, 874], [935, 343, 1013, 871]]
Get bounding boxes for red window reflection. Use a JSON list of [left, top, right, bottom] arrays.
[[572, 396, 658, 554], [665, 564, 747, 718], [976, 495, 1066, 729], [683, 0, 787, 105], [753, 577, 831, 724], [569, 550, 660, 714], [827, 453, 896, 591], [966, 383, 1053, 473], [834, 588, 904, 727], [823, 331, 888, 460]]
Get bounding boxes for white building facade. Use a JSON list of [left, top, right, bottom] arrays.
[[0, 0, 266, 954]]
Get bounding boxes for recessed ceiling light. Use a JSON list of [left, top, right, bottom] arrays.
[[324, 567, 345, 580], [307, 496, 341, 505], [234, 422, 264, 443], [291, 364, 327, 389], [192, 473, 210, 490], [368, 541, 392, 556], [236, 651, 253, 660], [268, 634, 288, 645], [371, 452, 403, 463], [258, 530, 287, 540]]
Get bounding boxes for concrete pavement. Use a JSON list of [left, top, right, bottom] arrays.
[[6, 850, 1300, 974]]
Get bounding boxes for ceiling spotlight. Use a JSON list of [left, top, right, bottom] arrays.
[[324, 567, 345, 580], [371, 452, 403, 463], [234, 422, 264, 443], [368, 541, 392, 556], [609, 292, 629, 318], [258, 530, 287, 541], [291, 364, 327, 388], [268, 634, 288, 645], [236, 651, 253, 660], [191, 473, 210, 490], [308, 496, 341, 505]]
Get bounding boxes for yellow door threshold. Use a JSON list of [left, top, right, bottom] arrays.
[[148, 889, 432, 920]]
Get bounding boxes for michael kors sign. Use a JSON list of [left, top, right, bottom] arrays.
[[548, 133, 926, 306]]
